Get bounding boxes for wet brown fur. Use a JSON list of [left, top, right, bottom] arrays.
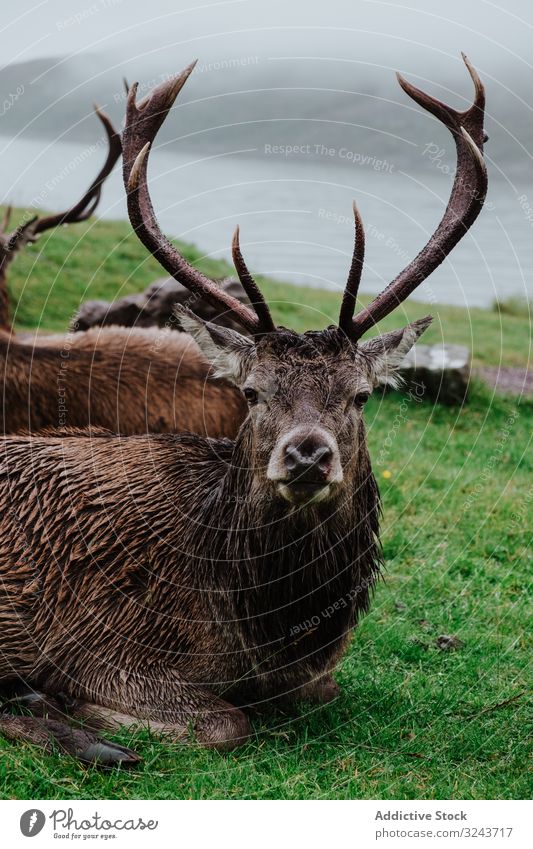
[[0, 326, 247, 437], [0, 328, 384, 752]]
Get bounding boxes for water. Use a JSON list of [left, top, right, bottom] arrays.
[[2, 133, 532, 311]]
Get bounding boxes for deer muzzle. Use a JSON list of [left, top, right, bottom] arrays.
[[267, 427, 343, 505]]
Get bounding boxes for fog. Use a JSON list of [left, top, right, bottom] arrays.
[[3, 0, 533, 164]]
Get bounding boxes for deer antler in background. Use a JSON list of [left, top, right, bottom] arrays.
[[0, 105, 122, 332]]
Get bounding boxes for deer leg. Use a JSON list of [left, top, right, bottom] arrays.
[[276, 673, 339, 706], [0, 685, 141, 765], [68, 695, 250, 752], [2, 687, 70, 722], [67, 700, 249, 751], [0, 712, 140, 765], [63, 671, 251, 752], [296, 674, 340, 704]]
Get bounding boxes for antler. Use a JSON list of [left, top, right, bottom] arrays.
[[0, 106, 122, 331], [231, 226, 275, 331], [31, 105, 122, 234], [123, 55, 486, 342], [342, 53, 487, 339], [122, 62, 275, 335], [338, 201, 365, 336]]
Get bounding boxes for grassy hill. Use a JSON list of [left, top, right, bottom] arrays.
[[0, 211, 531, 800]]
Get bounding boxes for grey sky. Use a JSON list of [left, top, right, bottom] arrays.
[[4, 0, 533, 164], [4, 0, 533, 80]]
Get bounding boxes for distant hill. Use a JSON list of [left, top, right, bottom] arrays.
[[0, 52, 528, 178]]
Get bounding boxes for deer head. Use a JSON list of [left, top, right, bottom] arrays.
[[123, 56, 487, 507], [0, 105, 122, 331]]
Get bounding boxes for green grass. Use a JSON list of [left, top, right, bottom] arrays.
[[0, 210, 531, 800], [492, 294, 532, 319]]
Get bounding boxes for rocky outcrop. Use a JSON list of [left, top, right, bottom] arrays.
[[399, 343, 471, 405]]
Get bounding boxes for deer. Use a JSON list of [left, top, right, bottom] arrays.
[[73, 275, 251, 332], [0, 55, 487, 763], [0, 106, 246, 437]]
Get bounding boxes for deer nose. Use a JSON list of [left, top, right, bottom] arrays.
[[283, 439, 333, 482]]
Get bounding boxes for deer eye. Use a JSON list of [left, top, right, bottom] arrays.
[[353, 391, 370, 407], [243, 387, 259, 405]]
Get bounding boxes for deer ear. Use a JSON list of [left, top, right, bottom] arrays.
[[359, 315, 432, 388], [174, 306, 255, 383]]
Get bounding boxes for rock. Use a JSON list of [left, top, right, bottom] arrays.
[[72, 277, 250, 333], [476, 366, 533, 397], [399, 343, 471, 405]]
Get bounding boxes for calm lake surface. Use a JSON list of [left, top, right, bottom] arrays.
[[2, 133, 532, 310]]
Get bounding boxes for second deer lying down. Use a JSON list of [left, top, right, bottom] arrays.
[[0, 55, 487, 762], [0, 106, 246, 437], [73, 276, 251, 332], [1, 328, 246, 436]]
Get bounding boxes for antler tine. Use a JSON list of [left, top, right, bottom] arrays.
[[338, 201, 365, 335], [32, 104, 122, 235], [231, 226, 275, 332], [122, 62, 268, 335], [350, 54, 488, 338]]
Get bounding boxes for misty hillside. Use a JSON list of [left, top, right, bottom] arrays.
[[0, 53, 528, 178]]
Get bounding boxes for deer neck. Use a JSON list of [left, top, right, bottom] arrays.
[[200, 421, 382, 677]]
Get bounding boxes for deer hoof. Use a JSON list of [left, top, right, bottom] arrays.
[[78, 739, 141, 766]]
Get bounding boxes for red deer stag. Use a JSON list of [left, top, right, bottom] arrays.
[[0, 107, 246, 437], [0, 55, 487, 762]]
